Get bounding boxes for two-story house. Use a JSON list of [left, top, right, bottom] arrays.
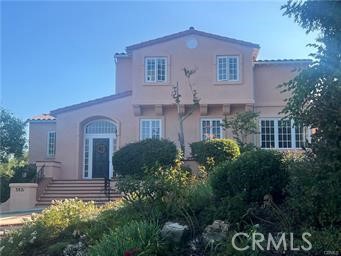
[[29, 27, 311, 182]]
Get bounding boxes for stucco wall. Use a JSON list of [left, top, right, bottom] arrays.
[[28, 121, 56, 163], [115, 57, 132, 93], [54, 95, 137, 179], [127, 35, 255, 105], [253, 63, 306, 109]]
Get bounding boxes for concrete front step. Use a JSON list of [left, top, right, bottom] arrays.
[[52, 180, 106, 184], [36, 179, 121, 208]]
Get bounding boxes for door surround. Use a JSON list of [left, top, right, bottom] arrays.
[[82, 119, 117, 179]]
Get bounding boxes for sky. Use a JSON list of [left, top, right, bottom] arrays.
[[1, 1, 318, 120]]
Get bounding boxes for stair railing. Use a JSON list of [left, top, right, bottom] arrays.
[[104, 177, 112, 201], [36, 165, 45, 184]]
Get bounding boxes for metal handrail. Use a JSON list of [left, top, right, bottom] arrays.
[[104, 177, 112, 201], [36, 165, 45, 184]]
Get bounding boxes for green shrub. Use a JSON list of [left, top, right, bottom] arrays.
[[112, 139, 177, 176], [89, 221, 164, 256], [0, 199, 100, 256], [35, 199, 99, 236], [47, 242, 69, 256], [190, 139, 240, 169], [0, 157, 36, 202], [211, 150, 288, 204]]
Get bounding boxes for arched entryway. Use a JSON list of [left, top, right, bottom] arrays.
[[83, 119, 117, 179]]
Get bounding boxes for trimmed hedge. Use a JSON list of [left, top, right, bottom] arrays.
[[190, 139, 240, 167], [112, 139, 177, 176], [210, 149, 289, 204]]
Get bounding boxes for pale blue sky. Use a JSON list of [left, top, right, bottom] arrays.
[[1, 1, 317, 120]]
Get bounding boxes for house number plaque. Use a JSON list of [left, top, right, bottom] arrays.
[[16, 187, 24, 192]]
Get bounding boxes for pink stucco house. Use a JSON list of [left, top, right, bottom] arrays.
[[28, 27, 310, 184]]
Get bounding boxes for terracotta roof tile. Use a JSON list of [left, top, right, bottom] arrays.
[[255, 59, 312, 64], [30, 114, 56, 121]]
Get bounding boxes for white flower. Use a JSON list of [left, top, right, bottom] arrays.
[[8, 237, 13, 244], [18, 241, 23, 247]]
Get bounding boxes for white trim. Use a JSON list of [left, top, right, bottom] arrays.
[[47, 131, 56, 158], [139, 118, 163, 140], [200, 118, 223, 141], [144, 57, 168, 83], [216, 55, 240, 82], [83, 120, 117, 179], [259, 118, 309, 149]]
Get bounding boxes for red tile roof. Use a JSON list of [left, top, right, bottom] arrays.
[[255, 59, 312, 64], [30, 114, 56, 121]]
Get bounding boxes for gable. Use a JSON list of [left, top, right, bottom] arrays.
[[126, 27, 260, 53]]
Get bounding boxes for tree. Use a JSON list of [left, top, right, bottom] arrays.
[[223, 111, 259, 147], [0, 108, 26, 163], [171, 68, 200, 154], [280, 0, 341, 164], [280, 0, 341, 227]]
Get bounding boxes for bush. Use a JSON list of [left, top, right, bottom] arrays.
[[190, 139, 240, 169], [0, 158, 36, 202], [89, 221, 164, 256], [0, 199, 99, 256], [112, 139, 177, 176], [211, 150, 288, 205]]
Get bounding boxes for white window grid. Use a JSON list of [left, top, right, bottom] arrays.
[[201, 119, 223, 140], [145, 57, 167, 83], [84, 138, 89, 178], [85, 120, 116, 134], [260, 119, 309, 149], [140, 119, 162, 140], [278, 120, 292, 148], [260, 120, 275, 148], [217, 56, 239, 82], [47, 131, 56, 157]]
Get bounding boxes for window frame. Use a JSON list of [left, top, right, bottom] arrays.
[[47, 131, 56, 158], [200, 118, 223, 141], [259, 118, 309, 149], [139, 119, 162, 140], [216, 55, 240, 82], [144, 57, 168, 83]]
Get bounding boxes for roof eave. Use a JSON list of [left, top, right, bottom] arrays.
[[126, 28, 260, 52], [50, 90, 132, 115]]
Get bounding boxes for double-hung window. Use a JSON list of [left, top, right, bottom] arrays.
[[140, 119, 162, 140], [201, 119, 223, 140], [217, 56, 240, 82], [260, 119, 309, 149], [47, 131, 56, 157], [145, 57, 167, 83]]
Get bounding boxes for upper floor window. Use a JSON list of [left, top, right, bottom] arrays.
[[47, 131, 56, 157], [140, 119, 162, 140], [201, 119, 223, 140], [145, 57, 167, 83], [260, 119, 309, 149], [217, 56, 240, 82]]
